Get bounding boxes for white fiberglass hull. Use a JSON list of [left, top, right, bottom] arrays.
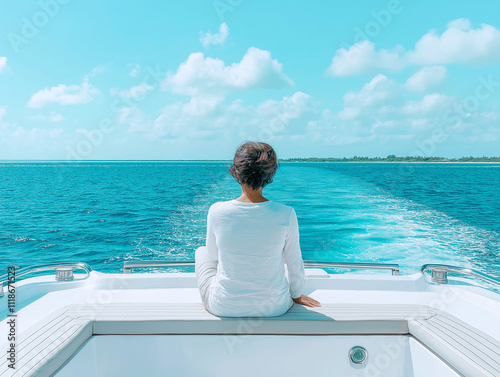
[[1, 266, 499, 376]]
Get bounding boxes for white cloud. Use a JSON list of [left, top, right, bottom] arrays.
[[338, 107, 361, 120], [0, 106, 6, 122], [117, 97, 224, 137], [117, 107, 154, 133], [200, 22, 229, 47], [88, 65, 107, 78], [28, 78, 101, 108], [256, 92, 311, 119], [50, 112, 65, 122], [307, 71, 464, 146], [29, 111, 65, 122], [343, 74, 399, 108], [328, 19, 500, 76], [129, 64, 141, 77], [0, 123, 63, 147], [162, 47, 293, 96], [14, 127, 63, 139], [408, 19, 500, 65], [151, 101, 224, 140], [332, 68, 452, 126], [111, 83, 154, 98], [327, 41, 405, 76], [306, 118, 380, 145], [0, 57, 7, 73], [401, 93, 453, 115], [0, 106, 66, 159], [181, 96, 225, 116], [151, 95, 237, 139], [120, 92, 312, 141], [404, 66, 447, 92]]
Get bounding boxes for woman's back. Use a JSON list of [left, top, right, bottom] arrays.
[[195, 141, 319, 317], [206, 200, 304, 317]]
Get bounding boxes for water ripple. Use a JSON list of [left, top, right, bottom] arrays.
[[0, 162, 498, 278]]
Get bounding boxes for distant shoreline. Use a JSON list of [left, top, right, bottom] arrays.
[[282, 157, 500, 163], [282, 160, 500, 163]]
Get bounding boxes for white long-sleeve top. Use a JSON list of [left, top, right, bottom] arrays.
[[205, 199, 305, 317]]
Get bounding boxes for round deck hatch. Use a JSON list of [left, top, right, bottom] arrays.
[[349, 346, 367, 364]]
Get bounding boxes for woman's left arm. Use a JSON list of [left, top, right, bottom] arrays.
[[284, 209, 321, 308], [283, 209, 306, 298]]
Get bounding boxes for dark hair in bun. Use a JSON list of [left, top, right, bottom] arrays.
[[229, 142, 278, 190]]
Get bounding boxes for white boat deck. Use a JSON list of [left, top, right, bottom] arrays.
[[1, 269, 499, 376]]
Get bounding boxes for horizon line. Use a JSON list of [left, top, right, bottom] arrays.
[[1, 156, 500, 162]]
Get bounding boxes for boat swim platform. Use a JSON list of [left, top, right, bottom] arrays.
[[1, 303, 500, 377], [0, 270, 499, 376]]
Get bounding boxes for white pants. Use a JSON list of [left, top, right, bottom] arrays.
[[195, 246, 217, 313]]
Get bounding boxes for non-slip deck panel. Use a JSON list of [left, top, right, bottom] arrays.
[[0, 307, 92, 377], [0, 309, 69, 375], [16, 321, 91, 377], [409, 311, 500, 377]]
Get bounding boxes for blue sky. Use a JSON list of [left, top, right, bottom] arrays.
[[0, 0, 499, 160]]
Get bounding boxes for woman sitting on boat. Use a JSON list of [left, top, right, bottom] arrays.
[[196, 141, 320, 317]]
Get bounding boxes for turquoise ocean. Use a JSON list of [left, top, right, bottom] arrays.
[[1, 162, 499, 277]]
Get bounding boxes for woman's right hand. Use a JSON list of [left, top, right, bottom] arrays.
[[292, 294, 321, 307]]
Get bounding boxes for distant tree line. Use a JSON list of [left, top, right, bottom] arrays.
[[281, 155, 500, 162]]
